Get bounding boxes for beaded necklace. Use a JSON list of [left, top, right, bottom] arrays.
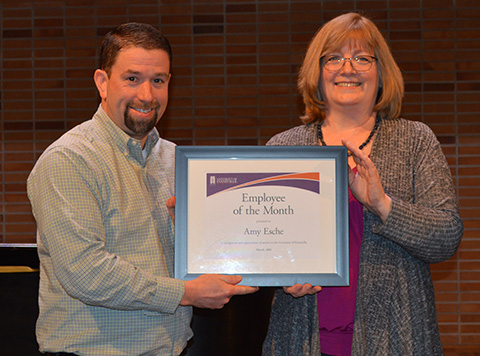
[[316, 116, 381, 155]]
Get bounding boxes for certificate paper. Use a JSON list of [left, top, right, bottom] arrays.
[[175, 146, 349, 287]]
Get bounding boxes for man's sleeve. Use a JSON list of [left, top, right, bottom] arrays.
[[27, 147, 184, 314]]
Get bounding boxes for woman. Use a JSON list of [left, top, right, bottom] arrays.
[[262, 12, 463, 356]]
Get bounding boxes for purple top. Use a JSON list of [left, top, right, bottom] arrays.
[[317, 182, 363, 356]]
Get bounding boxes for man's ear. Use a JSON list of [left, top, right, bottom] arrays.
[[94, 69, 108, 101]]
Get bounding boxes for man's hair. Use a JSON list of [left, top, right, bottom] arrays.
[[298, 12, 404, 123], [99, 22, 172, 76]]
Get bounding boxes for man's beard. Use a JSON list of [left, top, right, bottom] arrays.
[[123, 102, 160, 136]]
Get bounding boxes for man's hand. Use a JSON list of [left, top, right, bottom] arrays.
[[166, 196, 176, 224], [180, 274, 259, 309], [283, 283, 322, 298]]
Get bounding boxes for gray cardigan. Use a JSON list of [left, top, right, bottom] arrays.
[[262, 118, 463, 356]]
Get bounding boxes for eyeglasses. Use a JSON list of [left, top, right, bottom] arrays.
[[321, 55, 377, 72]]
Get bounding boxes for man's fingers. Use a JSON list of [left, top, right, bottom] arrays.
[[166, 196, 176, 223], [233, 285, 260, 295], [166, 196, 176, 209], [219, 275, 259, 295], [219, 274, 242, 285]]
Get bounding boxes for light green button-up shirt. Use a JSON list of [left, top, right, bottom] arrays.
[[27, 105, 192, 356]]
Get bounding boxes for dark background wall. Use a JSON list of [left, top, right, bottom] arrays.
[[0, 0, 479, 353]]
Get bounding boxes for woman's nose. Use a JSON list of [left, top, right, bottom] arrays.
[[339, 58, 356, 73]]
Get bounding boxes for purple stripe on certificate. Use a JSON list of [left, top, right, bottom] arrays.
[[206, 172, 320, 197]]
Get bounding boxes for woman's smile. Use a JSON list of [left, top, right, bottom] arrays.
[[335, 81, 361, 87]]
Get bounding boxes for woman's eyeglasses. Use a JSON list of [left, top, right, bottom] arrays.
[[321, 55, 377, 72]]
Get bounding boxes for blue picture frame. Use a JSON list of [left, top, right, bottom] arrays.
[[174, 145, 349, 287]]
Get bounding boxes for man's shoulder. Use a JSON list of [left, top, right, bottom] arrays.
[[157, 137, 176, 149], [47, 119, 105, 153], [34, 119, 109, 173], [150, 137, 176, 170]]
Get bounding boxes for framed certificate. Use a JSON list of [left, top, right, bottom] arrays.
[[174, 146, 349, 287]]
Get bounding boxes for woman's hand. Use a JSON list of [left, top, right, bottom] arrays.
[[283, 284, 322, 298], [342, 138, 392, 223]]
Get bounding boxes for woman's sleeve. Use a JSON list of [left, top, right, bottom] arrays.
[[373, 123, 463, 264]]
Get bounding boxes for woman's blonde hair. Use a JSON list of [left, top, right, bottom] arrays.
[[298, 12, 404, 123]]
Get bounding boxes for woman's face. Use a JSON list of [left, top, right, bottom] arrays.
[[320, 44, 379, 115]]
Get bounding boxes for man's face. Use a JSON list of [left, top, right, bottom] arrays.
[[95, 47, 171, 144]]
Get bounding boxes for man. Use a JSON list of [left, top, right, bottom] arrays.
[[27, 23, 258, 356]]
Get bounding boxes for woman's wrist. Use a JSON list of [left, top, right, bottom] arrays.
[[374, 194, 392, 223]]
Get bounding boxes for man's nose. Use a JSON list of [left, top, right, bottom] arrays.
[[138, 81, 153, 102]]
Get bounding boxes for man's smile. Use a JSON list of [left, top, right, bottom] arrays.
[[132, 107, 153, 114]]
